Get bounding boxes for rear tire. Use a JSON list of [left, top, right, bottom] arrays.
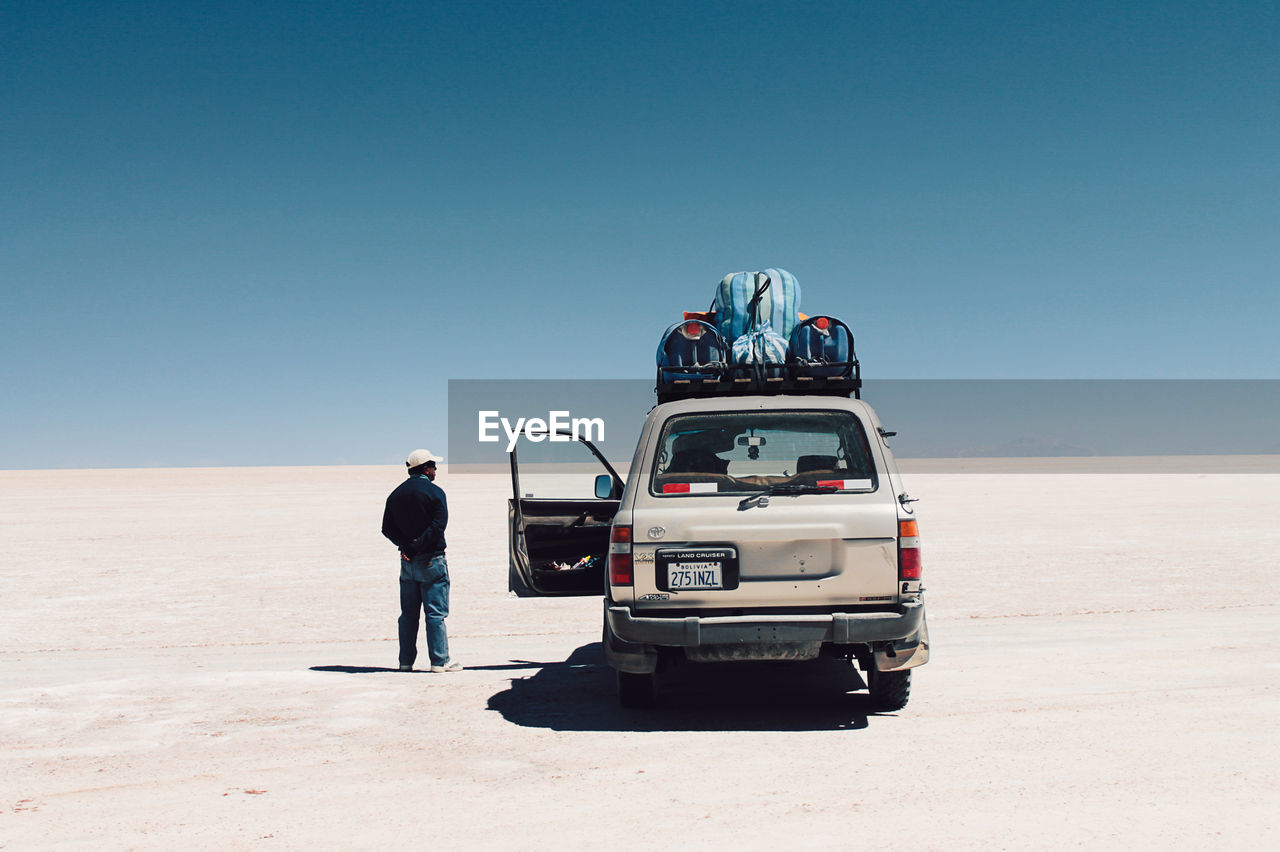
[[867, 667, 911, 711], [617, 671, 655, 708]]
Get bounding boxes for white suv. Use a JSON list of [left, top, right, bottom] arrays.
[[508, 393, 928, 708]]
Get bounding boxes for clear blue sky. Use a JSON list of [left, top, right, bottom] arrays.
[[3, 1, 1276, 468]]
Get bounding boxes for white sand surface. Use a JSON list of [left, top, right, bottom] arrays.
[[2, 465, 1277, 848]]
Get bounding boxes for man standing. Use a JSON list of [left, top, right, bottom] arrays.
[[381, 449, 462, 673]]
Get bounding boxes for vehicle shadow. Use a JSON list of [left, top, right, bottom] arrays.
[[487, 642, 886, 732]]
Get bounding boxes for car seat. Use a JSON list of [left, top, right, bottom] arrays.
[[796, 454, 839, 474]]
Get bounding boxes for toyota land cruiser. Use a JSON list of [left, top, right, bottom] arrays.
[[507, 388, 928, 709]]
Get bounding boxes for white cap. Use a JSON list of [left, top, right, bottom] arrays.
[[406, 449, 441, 468]]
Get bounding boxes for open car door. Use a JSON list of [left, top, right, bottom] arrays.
[[509, 430, 624, 597]]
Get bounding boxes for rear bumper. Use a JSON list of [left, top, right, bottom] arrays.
[[607, 600, 924, 648]]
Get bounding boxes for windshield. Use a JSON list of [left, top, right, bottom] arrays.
[[650, 409, 877, 495]]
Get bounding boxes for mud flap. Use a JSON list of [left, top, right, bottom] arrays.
[[602, 606, 658, 675], [875, 614, 930, 672]]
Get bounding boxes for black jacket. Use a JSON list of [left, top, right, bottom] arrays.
[[381, 474, 448, 560]]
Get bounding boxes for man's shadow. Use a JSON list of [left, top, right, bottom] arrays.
[[484, 642, 883, 732]]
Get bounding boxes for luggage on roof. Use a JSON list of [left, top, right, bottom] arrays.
[[656, 320, 726, 384], [787, 316, 856, 378], [729, 321, 788, 377], [653, 268, 860, 403], [713, 268, 802, 342]]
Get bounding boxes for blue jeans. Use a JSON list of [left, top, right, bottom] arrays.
[[398, 554, 450, 667]]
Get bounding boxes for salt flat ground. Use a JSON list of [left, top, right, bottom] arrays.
[[1, 466, 1277, 849]]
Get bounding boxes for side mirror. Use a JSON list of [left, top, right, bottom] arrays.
[[594, 474, 622, 500]]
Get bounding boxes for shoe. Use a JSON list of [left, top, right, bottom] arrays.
[[429, 661, 462, 673], [398, 664, 413, 672]]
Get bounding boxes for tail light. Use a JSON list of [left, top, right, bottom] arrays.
[[680, 321, 704, 339], [609, 525, 633, 585], [899, 519, 922, 580]]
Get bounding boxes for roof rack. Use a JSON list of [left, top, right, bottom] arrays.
[[655, 362, 862, 404]]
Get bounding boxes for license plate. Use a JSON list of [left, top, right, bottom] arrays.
[[668, 562, 723, 590], [656, 547, 737, 591]]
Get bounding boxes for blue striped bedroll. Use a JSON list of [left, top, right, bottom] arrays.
[[712, 268, 802, 343]]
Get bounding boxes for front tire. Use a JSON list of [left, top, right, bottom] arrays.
[[617, 671, 655, 708], [867, 667, 911, 711]]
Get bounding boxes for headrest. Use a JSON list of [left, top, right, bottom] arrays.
[[796, 454, 838, 473]]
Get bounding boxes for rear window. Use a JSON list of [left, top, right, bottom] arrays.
[[649, 409, 878, 496]]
